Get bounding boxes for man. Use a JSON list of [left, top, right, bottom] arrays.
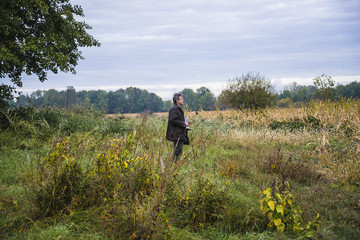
[[166, 93, 191, 161]]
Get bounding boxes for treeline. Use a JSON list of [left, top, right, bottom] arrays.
[[277, 81, 360, 107], [11, 86, 216, 113], [219, 73, 360, 110], [9, 81, 360, 113], [13, 87, 165, 113]]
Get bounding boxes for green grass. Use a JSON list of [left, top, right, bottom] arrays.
[[1, 106, 359, 239]]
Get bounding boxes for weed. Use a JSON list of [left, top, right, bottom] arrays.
[[268, 115, 321, 132], [170, 177, 228, 230], [1, 100, 360, 239], [264, 146, 283, 174], [260, 182, 320, 238], [29, 138, 83, 217]]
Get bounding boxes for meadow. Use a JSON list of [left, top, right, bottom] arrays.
[[0, 99, 359, 239]]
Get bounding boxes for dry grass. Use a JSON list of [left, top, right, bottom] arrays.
[[110, 112, 168, 118], [187, 99, 359, 188], [117, 99, 360, 130], [193, 99, 360, 128], [110, 100, 360, 189]]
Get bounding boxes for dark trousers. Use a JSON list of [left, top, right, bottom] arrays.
[[173, 139, 184, 161]]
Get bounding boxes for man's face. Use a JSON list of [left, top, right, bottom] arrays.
[[177, 96, 184, 106]]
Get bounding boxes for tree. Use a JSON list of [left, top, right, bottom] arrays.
[[107, 90, 126, 114], [335, 81, 360, 99], [196, 87, 210, 97], [148, 93, 164, 112], [65, 86, 78, 108], [0, 84, 17, 109], [313, 74, 335, 100], [44, 89, 64, 107], [83, 97, 91, 109], [30, 90, 44, 106], [278, 89, 293, 101], [163, 100, 172, 112], [293, 86, 310, 102], [15, 93, 31, 107], [0, 0, 100, 107], [181, 88, 198, 110], [197, 88, 215, 110], [135, 90, 149, 112], [180, 87, 216, 111], [278, 97, 293, 108], [219, 72, 275, 109], [86, 90, 107, 111], [125, 87, 143, 113]]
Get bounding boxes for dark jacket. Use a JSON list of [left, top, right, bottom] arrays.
[[166, 104, 189, 145]]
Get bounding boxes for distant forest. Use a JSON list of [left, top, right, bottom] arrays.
[[9, 81, 360, 113], [276, 81, 360, 107], [10, 86, 217, 113]]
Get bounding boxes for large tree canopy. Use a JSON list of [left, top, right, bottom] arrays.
[[0, 0, 100, 89]]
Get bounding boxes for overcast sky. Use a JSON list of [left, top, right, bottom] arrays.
[[6, 0, 360, 99]]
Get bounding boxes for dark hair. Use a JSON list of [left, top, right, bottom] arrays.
[[172, 93, 182, 104]]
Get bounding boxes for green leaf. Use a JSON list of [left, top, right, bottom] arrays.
[[263, 188, 271, 195], [277, 223, 285, 232], [268, 201, 275, 211], [274, 218, 282, 226], [293, 224, 303, 233], [276, 205, 284, 215]]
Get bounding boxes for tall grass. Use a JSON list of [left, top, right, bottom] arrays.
[[189, 99, 360, 130], [1, 100, 359, 239]]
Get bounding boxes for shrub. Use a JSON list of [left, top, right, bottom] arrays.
[[269, 115, 321, 131], [1, 106, 131, 140], [278, 97, 293, 108], [218, 72, 275, 109], [90, 131, 160, 201], [264, 146, 321, 186], [28, 132, 159, 219], [169, 177, 228, 229], [281, 162, 321, 186], [31, 138, 83, 217], [264, 146, 283, 174], [93, 132, 136, 181], [260, 183, 320, 237], [219, 160, 238, 179]]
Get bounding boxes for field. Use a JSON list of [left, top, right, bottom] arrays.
[[1, 100, 359, 239]]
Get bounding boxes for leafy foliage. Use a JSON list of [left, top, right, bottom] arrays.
[[11, 86, 218, 113], [93, 133, 137, 191], [31, 138, 83, 217], [0, 84, 17, 110], [313, 74, 335, 100], [0, 0, 100, 86], [219, 72, 275, 109], [277, 80, 360, 104], [0, 0, 100, 106], [260, 184, 320, 237]]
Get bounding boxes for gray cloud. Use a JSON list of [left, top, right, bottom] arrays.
[[7, 0, 360, 99]]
